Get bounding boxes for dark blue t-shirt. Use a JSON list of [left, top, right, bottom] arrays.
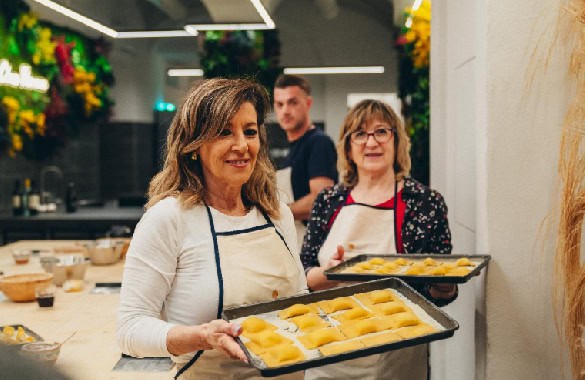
[[284, 128, 338, 201]]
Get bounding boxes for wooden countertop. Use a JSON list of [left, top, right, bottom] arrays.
[[0, 241, 175, 380]]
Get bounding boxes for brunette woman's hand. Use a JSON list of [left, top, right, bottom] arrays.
[[325, 245, 346, 270]]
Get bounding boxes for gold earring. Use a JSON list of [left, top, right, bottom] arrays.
[[191, 152, 198, 160]]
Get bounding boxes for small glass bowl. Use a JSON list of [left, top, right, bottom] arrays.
[[12, 250, 32, 265]]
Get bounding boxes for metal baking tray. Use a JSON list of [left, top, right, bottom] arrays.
[[324, 254, 491, 284], [222, 278, 459, 377], [0, 324, 43, 347]]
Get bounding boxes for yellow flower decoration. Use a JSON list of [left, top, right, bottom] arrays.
[[18, 13, 38, 31], [73, 67, 103, 116], [12, 134, 23, 152], [2, 97, 20, 124], [404, 0, 431, 69], [33, 28, 56, 65]]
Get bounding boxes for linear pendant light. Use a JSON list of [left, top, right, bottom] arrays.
[[29, 0, 274, 38]]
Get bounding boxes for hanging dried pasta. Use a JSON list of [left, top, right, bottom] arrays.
[[553, 1, 585, 379]]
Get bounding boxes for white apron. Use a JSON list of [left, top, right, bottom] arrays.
[[276, 166, 307, 251], [175, 206, 304, 380], [309, 183, 428, 380]]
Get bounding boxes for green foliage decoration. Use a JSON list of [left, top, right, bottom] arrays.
[[0, 0, 114, 160]]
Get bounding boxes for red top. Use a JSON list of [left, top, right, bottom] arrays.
[[327, 189, 405, 253]]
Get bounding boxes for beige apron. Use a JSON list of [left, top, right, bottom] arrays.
[[276, 166, 307, 252], [309, 185, 428, 380], [175, 206, 304, 380]]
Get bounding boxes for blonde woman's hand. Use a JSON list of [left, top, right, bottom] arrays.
[[166, 321, 247, 362]]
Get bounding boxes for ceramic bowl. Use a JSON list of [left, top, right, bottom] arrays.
[[88, 240, 123, 265], [0, 273, 54, 302], [21, 341, 61, 365]]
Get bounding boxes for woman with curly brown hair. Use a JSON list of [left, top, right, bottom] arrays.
[[117, 78, 306, 379], [301, 99, 456, 380]]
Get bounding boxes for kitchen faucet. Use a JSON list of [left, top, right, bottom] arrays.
[[40, 165, 63, 206]]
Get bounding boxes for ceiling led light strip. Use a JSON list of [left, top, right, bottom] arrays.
[[184, 0, 275, 34], [249, 0, 275, 29], [117, 30, 194, 38], [284, 66, 385, 75], [30, 0, 118, 38], [167, 69, 204, 77]]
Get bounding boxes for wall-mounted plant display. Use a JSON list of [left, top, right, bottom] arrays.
[[396, 0, 431, 185], [0, 0, 114, 160]]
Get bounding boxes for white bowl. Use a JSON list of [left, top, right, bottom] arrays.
[[21, 341, 61, 365]]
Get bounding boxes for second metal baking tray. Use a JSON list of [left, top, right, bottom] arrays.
[[324, 254, 491, 284], [222, 278, 459, 377]]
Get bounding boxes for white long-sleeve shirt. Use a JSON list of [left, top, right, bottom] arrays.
[[116, 197, 306, 364]]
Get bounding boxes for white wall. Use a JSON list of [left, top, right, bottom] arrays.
[[432, 0, 570, 378], [430, 0, 481, 378]]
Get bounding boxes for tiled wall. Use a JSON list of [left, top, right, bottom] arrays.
[[0, 123, 101, 212], [99, 122, 154, 204]]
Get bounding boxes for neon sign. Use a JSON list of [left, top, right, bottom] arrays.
[[0, 59, 50, 92]]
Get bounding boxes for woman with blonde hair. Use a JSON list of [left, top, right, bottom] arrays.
[[301, 99, 456, 379], [117, 78, 306, 379]]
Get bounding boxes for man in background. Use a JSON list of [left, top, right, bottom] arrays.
[[273, 74, 338, 249]]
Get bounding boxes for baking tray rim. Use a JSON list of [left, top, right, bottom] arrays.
[[324, 253, 491, 284], [222, 278, 459, 377]]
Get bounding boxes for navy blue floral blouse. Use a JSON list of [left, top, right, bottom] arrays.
[[300, 177, 456, 306]]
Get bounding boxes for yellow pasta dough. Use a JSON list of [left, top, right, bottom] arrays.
[[393, 258, 409, 266], [319, 340, 364, 356], [279, 303, 313, 319], [382, 261, 400, 270], [360, 331, 402, 347], [368, 258, 386, 266], [298, 327, 347, 350], [333, 307, 373, 323], [338, 319, 378, 338], [374, 301, 407, 316], [441, 262, 456, 270], [245, 330, 292, 355], [318, 297, 357, 314], [368, 289, 395, 304], [447, 267, 471, 276], [405, 266, 426, 275], [395, 323, 437, 339], [456, 257, 474, 267], [423, 257, 438, 266], [291, 313, 330, 333], [258, 344, 305, 367], [355, 262, 374, 270], [375, 266, 398, 274], [428, 266, 447, 276], [241, 316, 277, 336], [387, 311, 420, 328]]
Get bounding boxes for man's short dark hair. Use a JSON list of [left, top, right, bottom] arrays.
[[274, 74, 311, 95]]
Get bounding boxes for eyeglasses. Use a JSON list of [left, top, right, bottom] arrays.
[[350, 128, 394, 145]]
